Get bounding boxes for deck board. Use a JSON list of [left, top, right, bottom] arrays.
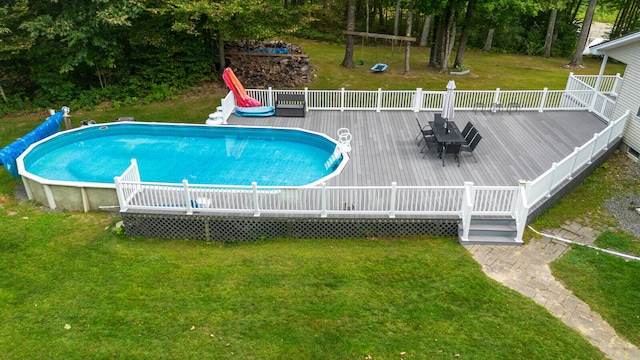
[[227, 109, 607, 187]]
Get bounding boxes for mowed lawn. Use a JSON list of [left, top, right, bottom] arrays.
[[0, 203, 606, 359]]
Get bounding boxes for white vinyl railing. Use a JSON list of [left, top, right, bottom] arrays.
[[524, 110, 629, 208], [115, 110, 629, 243], [238, 73, 620, 119]]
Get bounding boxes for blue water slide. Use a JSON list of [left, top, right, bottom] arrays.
[[0, 107, 68, 177]]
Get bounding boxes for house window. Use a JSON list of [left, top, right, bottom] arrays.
[[629, 147, 640, 160]]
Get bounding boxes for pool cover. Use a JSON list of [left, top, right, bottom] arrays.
[[0, 109, 65, 177]]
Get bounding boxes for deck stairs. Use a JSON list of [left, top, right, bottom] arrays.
[[458, 217, 523, 246]]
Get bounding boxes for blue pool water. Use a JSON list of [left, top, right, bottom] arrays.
[[21, 123, 343, 186]]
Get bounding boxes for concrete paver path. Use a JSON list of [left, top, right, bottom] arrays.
[[465, 221, 640, 360]]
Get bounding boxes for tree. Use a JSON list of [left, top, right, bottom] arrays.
[[610, 0, 640, 38], [543, 8, 558, 58], [419, 14, 432, 46], [453, 0, 476, 68], [341, 0, 356, 68], [404, 0, 415, 74], [568, 0, 597, 67]]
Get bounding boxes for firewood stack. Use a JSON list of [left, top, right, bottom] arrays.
[[225, 40, 311, 89]]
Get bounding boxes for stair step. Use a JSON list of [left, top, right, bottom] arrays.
[[460, 234, 523, 246], [459, 217, 522, 246]]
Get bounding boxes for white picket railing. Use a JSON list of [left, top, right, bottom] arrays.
[[524, 110, 629, 208], [236, 73, 620, 118]]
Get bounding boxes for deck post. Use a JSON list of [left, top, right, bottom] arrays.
[[183, 179, 193, 215], [492, 88, 501, 112], [546, 163, 558, 197], [461, 182, 474, 242], [389, 182, 397, 218], [539, 88, 548, 112], [321, 182, 327, 217], [515, 180, 529, 242], [304, 88, 309, 112], [114, 176, 127, 212], [569, 147, 580, 179], [340, 88, 345, 112], [267, 87, 274, 107], [413, 88, 423, 112], [612, 72, 622, 97], [589, 133, 599, 163], [377, 88, 382, 112], [252, 182, 260, 216]]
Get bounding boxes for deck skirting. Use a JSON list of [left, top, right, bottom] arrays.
[[121, 214, 459, 242]]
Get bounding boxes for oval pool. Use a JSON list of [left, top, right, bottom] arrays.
[[17, 123, 348, 211]]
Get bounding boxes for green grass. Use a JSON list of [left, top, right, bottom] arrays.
[[290, 37, 625, 91], [0, 204, 607, 359], [551, 241, 640, 346]]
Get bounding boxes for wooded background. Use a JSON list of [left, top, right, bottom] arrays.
[[0, 0, 638, 116]]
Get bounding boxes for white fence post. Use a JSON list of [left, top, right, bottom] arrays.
[[413, 88, 422, 112], [321, 182, 327, 217], [304, 87, 309, 112], [492, 88, 501, 112], [569, 147, 580, 179], [546, 163, 558, 197], [377, 88, 382, 112], [566, 72, 574, 90], [268, 87, 274, 107], [461, 182, 474, 241], [612, 73, 622, 97], [114, 176, 126, 212], [183, 179, 192, 215], [340, 88, 345, 112], [539, 87, 548, 112], [515, 180, 529, 242], [252, 182, 260, 216], [389, 182, 397, 218], [589, 133, 599, 162]]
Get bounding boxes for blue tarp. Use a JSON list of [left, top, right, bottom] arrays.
[[0, 109, 67, 178]]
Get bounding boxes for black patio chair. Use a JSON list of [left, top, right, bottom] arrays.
[[459, 133, 482, 163], [461, 122, 474, 139], [442, 142, 462, 167], [464, 127, 478, 145], [415, 117, 434, 145], [433, 113, 446, 129]]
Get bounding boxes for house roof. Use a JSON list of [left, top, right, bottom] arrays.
[[590, 30, 640, 55]]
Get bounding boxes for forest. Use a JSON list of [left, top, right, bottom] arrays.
[[0, 0, 638, 116]]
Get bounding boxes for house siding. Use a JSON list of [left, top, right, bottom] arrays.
[[607, 43, 640, 155]]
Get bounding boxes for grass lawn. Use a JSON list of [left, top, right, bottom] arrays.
[[0, 201, 607, 359], [552, 240, 640, 347]]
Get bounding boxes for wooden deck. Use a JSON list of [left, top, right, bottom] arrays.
[[227, 110, 608, 187]]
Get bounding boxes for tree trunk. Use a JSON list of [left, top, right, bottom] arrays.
[[393, 0, 401, 46], [404, 0, 414, 75], [543, 8, 558, 58], [437, 6, 457, 73], [0, 82, 8, 104], [419, 15, 431, 47], [483, 28, 494, 52], [453, 0, 475, 68], [569, 0, 597, 67], [429, 15, 443, 68], [341, 0, 356, 68]]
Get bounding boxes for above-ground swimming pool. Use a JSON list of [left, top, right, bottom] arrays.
[[17, 122, 348, 211]]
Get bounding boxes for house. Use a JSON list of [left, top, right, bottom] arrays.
[[590, 30, 640, 160]]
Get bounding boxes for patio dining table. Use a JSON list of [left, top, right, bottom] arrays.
[[429, 120, 466, 165]]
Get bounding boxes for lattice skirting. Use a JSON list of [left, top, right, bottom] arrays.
[[121, 214, 459, 242]]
